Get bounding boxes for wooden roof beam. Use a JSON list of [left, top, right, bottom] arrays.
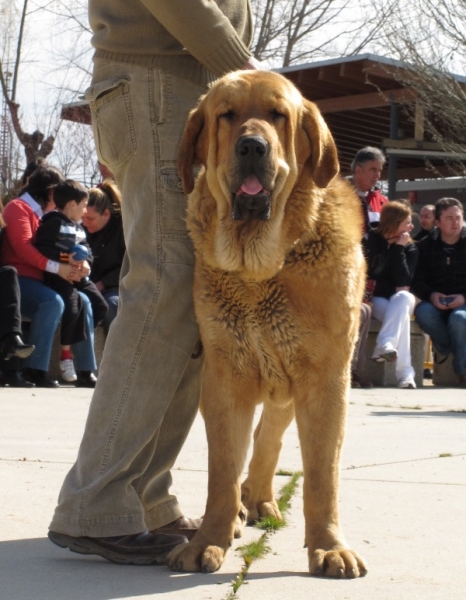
[[382, 139, 444, 150], [362, 60, 409, 81], [314, 87, 418, 113], [394, 165, 462, 179], [414, 101, 425, 141]]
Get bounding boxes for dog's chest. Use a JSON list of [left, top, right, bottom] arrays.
[[199, 271, 302, 383]]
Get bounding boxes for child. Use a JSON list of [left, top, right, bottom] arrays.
[[35, 179, 108, 384]]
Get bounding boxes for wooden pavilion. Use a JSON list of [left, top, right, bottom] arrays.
[[61, 53, 466, 202]]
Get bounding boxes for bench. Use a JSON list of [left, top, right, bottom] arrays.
[[432, 354, 459, 387], [362, 318, 425, 388]]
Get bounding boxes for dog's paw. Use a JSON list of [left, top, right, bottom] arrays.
[[167, 541, 227, 573], [234, 505, 248, 538], [309, 548, 367, 579], [245, 499, 283, 524]]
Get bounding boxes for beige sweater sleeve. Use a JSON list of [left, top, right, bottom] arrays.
[[140, 0, 252, 75]]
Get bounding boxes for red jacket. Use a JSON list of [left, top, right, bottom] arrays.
[[366, 188, 388, 225], [0, 198, 48, 280]]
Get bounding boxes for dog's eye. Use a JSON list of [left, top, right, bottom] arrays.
[[219, 111, 235, 122], [271, 109, 286, 121]]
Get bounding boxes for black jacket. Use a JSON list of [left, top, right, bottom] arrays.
[[362, 229, 418, 299], [85, 214, 125, 290], [412, 226, 437, 242], [411, 226, 466, 301], [35, 211, 92, 263]]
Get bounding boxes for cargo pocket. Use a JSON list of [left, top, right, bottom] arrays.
[[84, 76, 136, 167], [160, 166, 188, 234]]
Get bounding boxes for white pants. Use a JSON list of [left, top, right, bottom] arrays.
[[372, 291, 416, 382]]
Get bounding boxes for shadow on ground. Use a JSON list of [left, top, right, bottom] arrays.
[[370, 410, 466, 419], [0, 538, 237, 600]]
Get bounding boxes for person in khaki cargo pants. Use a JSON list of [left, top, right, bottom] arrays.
[[48, 0, 262, 565]]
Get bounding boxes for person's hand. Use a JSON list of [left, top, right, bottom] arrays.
[[431, 292, 456, 310], [77, 260, 91, 278], [442, 294, 465, 309], [395, 286, 410, 293], [95, 281, 105, 293], [58, 263, 78, 282], [395, 232, 410, 246], [241, 56, 264, 71]]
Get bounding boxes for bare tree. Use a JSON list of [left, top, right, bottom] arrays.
[[52, 118, 99, 186], [0, 0, 58, 165], [378, 0, 466, 176], [39, 0, 92, 96], [251, 0, 396, 67], [0, 0, 96, 192]]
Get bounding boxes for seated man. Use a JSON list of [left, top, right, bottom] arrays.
[[413, 204, 436, 241], [350, 146, 388, 231], [411, 197, 466, 388]]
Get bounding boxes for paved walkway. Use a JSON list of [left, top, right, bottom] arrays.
[[1, 384, 465, 599]]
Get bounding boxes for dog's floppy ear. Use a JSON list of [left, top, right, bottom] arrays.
[[301, 99, 339, 188], [178, 101, 206, 195]]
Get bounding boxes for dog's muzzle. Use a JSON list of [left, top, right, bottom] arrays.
[[232, 172, 271, 221], [232, 192, 271, 221]]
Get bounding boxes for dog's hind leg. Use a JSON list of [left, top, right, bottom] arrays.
[[168, 363, 257, 573], [241, 400, 294, 524]]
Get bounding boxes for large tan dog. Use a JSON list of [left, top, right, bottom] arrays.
[[168, 70, 367, 578]]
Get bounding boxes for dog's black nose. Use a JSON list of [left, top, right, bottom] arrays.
[[236, 135, 269, 159]]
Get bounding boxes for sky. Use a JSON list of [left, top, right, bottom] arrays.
[[2, 1, 92, 134], [0, 1, 98, 182], [3, 0, 466, 185]]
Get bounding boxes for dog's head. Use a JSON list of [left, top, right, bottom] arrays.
[[178, 70, 339, 224], [179, 71, 340, 280]]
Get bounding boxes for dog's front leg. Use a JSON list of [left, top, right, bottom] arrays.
[[295, 381, 367, 579], [168, 365, 256, 573]]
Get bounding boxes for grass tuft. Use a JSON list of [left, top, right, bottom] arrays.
[[276, 468, 294, 476], [255, 515, 285, 530], [223, 471, 302, 599]]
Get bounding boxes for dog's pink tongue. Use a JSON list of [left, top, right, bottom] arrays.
[[239, 175, 263, 195]]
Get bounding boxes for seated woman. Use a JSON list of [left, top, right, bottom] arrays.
[[362, 201, 419, 389], [35, 179, 108, 384], [0, 165, 98, 387], [83, 180, 125, 335]]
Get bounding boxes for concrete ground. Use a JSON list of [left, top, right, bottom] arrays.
[[1, 383, 465, 599]]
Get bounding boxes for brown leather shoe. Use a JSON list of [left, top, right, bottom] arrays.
[[150, 516, 202, 541], [48, 530, 188, 565]]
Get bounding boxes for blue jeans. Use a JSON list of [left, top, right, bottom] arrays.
[[19, 277, 64, 372], [72, 293, 98, 372], [19, 277, 97, 372], [101, 288, 119, 335], [50, 60, 207, 537], [415, 301, 466, 376]]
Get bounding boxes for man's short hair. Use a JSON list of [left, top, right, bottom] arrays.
[[54, 179, 88, 210], [351, 147, 386, 173], [420, 204, 435, 214], [434, 197, 464, 220]]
